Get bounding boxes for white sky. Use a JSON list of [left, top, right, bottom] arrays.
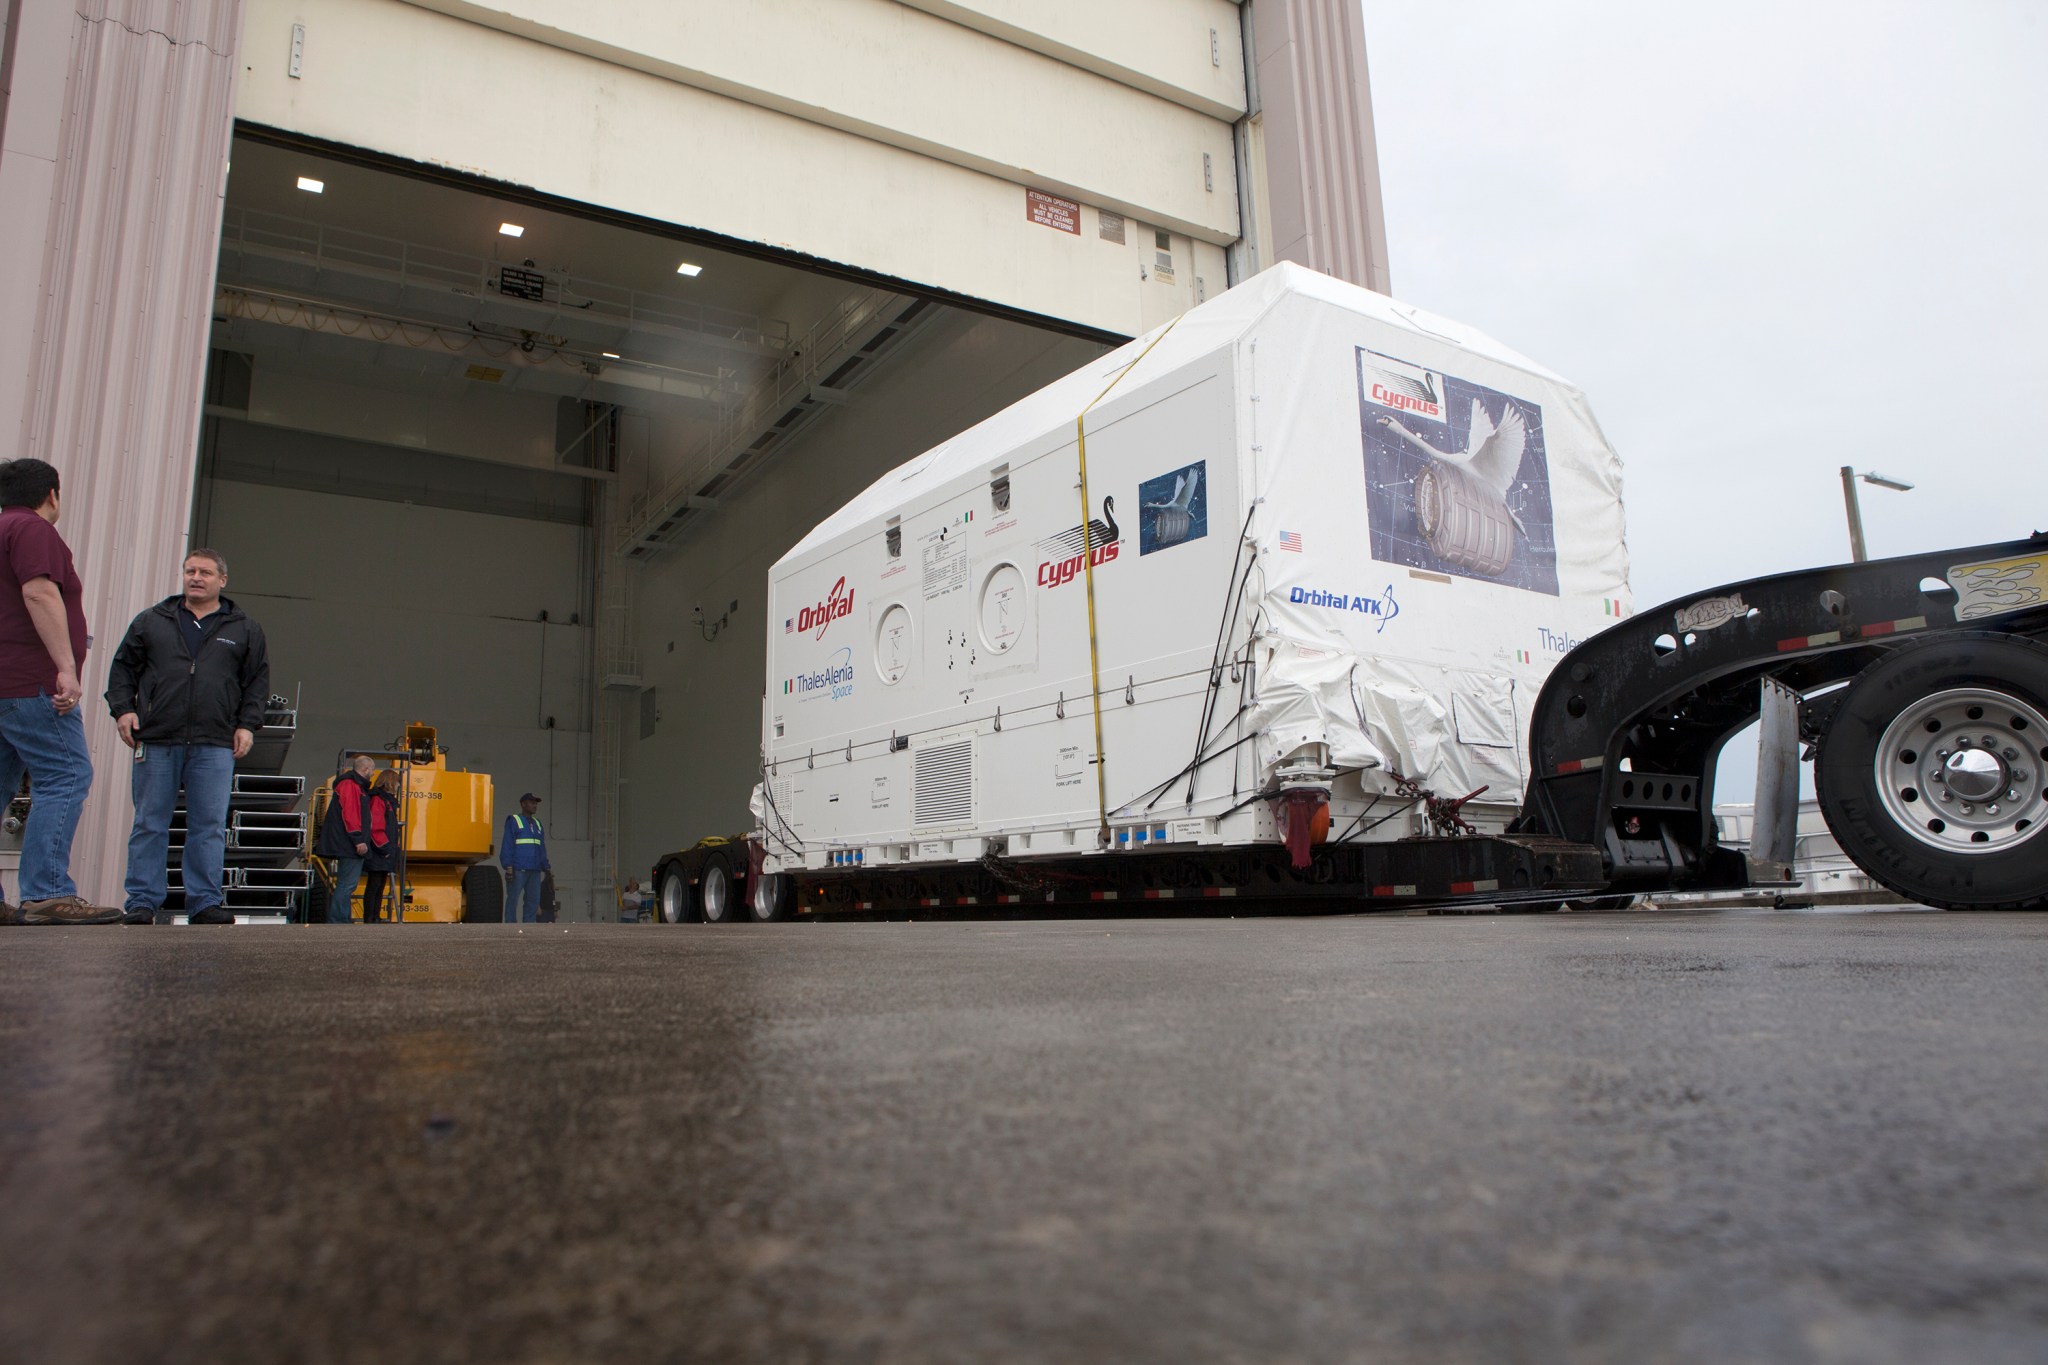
[[1360, 1, 2048, 798], [1362, 0, 2047, 604]]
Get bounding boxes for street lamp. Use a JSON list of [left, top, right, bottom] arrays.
[[1840, 466, 1914, 562]]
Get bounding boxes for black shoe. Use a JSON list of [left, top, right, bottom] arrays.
[[0, 900, 21, 926], [122, 908, 154, 925], [186, 906, 236, 925]]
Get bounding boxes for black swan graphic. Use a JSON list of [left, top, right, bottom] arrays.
[[1037, 496, 1119, 558]]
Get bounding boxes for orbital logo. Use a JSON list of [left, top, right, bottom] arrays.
[[788, 576, 856, 640], [1288, 583, 1402, 634]]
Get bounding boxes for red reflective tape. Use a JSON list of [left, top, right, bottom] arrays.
[[1556, 756, 1603, 775], [1142, 889, 1175, 899], [1863, 620, 1897, 637], [1089, 890, 1119, 901], [998, 894, 1022, 904], [1199, 887, 1236, 897], [1450, 881, 1475, 894], [920, 898, 941, 907], [955, 897, 977, 905]]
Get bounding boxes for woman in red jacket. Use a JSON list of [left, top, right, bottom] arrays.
[[361, 768, 404, 923]]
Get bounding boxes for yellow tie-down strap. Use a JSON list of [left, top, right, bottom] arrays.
[[1073, 317, 1181, 848]]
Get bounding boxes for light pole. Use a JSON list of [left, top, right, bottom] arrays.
[[1840, 466, 1914, 562]]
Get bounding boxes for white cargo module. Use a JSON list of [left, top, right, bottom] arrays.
[[759, 264, 1629, 873]]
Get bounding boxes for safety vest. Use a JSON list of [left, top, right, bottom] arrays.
[[507, 813, 546, 867]]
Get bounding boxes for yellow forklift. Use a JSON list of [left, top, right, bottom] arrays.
[[308, 722, 501, 922]]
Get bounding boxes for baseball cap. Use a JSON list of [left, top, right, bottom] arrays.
[[520, 792, 542, 802]]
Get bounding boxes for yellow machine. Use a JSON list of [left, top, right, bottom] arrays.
[[308, 722, 499, 923]]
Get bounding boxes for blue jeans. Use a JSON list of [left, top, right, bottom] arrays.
[[0, 692, 93, 903], [505, 868, 544, 922], [328, 857, 364, 923], [126, 744, 233, 914]]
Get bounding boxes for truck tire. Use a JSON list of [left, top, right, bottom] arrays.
[[656, 866, 693, 924], [461, 864, 505, 923], [698, 852, 740, 923], [1815, 631, 2048, 910], [750, 871, 793, 922]]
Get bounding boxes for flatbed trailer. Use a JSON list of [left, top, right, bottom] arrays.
[[650, 534, 2048, 920]]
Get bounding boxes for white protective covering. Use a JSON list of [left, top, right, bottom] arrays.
[[763, 264, 1628, 862]]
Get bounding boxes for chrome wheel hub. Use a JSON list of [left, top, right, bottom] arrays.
[[1877, 687, 2046, 855]]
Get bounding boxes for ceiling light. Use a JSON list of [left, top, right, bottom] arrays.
[[296, 176, 325, 194], [499, 223, 525, 238], [675, 261, 703, 277], [602, 352, 620, 360]]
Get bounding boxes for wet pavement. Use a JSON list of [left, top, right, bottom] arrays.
[[4, 908, 2047, 1364]]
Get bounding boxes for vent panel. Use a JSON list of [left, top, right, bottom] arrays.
[[913, 741, 974, 828]]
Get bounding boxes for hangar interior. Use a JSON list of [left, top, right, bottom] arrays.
[[197, 134, 1116, 917]]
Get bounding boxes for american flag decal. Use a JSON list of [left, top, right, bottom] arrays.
[[784, 618, 793, 633], [1279, 530, 1304, 553]]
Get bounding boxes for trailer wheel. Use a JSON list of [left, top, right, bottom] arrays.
[[460, 864, 504, 923], [1815, 631, 2048, 910], [657, 867, 692, 924], [750, 871, 793, 922], [698, 853, 740, 923]]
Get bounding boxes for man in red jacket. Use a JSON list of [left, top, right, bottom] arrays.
[[313, 754, 377, 922]]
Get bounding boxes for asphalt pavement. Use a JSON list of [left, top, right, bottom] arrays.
[[4, 907, 2046, 1364]]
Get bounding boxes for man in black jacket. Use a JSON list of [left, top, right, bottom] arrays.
[[104, 549, 270, 925]]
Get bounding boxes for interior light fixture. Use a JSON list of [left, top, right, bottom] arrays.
[[499, 223, 525, 238], [296, 176, 325, 194], [675, 261, 703, 277], [602, 351, 621, 360]]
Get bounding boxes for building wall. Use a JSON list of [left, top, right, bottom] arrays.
[[232, 0, 1241, 336], [618, 311, 1106, 879], [193, 466, 598, 917]]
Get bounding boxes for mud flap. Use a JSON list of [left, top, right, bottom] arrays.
[[1749, 677, 1801, 885]]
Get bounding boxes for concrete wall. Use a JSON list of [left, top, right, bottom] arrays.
[[232, 0, 1238, 335], [617, 311, 1107, 878], [192, 467, 598, 918]]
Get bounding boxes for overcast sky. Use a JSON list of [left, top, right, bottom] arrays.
[[1360, 1, 2047, 798], [1361, 0, 2047, 607]]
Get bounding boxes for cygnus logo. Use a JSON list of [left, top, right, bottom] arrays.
[[1359, 350, 1446, 424]]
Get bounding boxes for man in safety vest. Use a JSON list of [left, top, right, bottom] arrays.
[[501, 792, 550, 923]]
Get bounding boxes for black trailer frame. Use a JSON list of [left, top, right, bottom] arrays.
[[651, 533, 2048, 920]]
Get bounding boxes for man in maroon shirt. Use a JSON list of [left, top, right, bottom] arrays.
[[0, 459, 120, 923]]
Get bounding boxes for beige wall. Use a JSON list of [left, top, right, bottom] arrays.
[[233, 0, 1240, 335]]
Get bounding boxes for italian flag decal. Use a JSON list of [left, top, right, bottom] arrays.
[[1602, 598, 1627, 617], [1517, 649, 1533, 663]]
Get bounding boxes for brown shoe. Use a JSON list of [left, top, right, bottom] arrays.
[[0, 900, 22, 926], [20, 895, 124, 925]]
